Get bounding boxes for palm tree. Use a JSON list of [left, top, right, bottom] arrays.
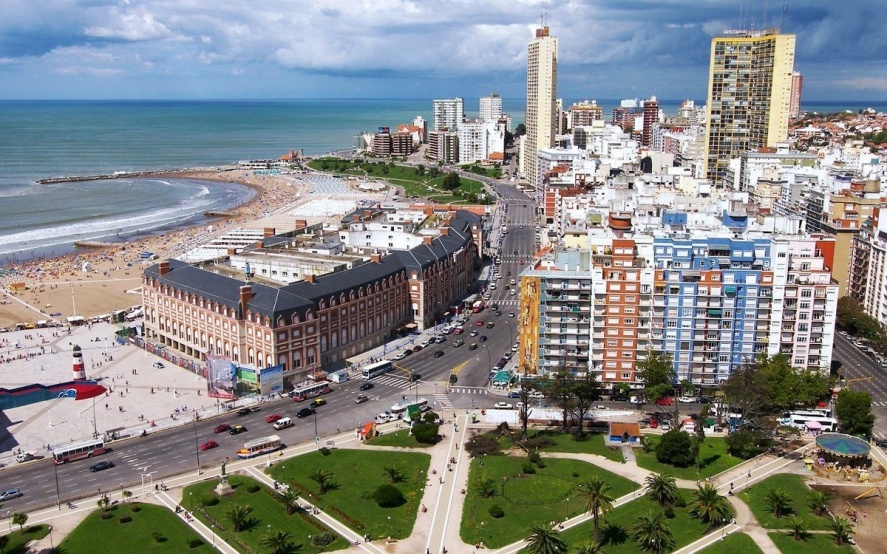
[[632, 511, 675, 554], [578, 476, 615, 545], [828, 516, 854, 546], [807, 489, 831, 517], [689, 483, 731, 528], [764, 488, 793, 518], [383, 465, 405, 484], [11, 512, 27, 533], [279, 488, 301, 515], [225, 504, 253, 533], [308, 468, 334, 494], [259, 530, 300, 554], [644, 473, 679, 506], [476, 478, 499, 499], [525, 522, 568, 554], [122, 490, 132, 503], [786, 516, 808, 541], [573, 541, 604, 554]]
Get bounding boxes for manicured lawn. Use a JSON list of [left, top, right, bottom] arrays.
[[556, 489, 722, 554], [532, 430, 625, 462], [366, 429, 435, 448], [267, 449, 430, 540], [1, 524, 49, 553], [768, 531, 855, 553], [740, 473, 832, 531], [59, 503, 215, 553], [185, 476, 347, 553], [698, 532, 764, 553], [635, 436, 744, 479], [461, 454, 639, 548]]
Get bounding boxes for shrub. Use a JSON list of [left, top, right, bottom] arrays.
[[412, 423, 440, 444], [311, 532, 336, 546], [372, 485, 406, 508], [246, 484, 261, 493], [202, 496, 220, 506], [674, 494, 688, 508], [465, 433, 502, 458], [664, 507, 675, 519], [528, 450, 541, 464], [187, 538, 204, 549], [572, 472, 580, 478], [655, 430, 695, 467], [423, 411, 440, 423], [100, 512, 114, 520], [726, 429, 770, 459], [131, 505, 141, 512], [522, 462, 536, 474], [524, 436, 554, 450], [320, 447, 331, 456], [489, 505, 505, 518], [118, 516, 132, 523]]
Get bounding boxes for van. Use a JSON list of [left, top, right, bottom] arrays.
[[273, 417, 293, 430]]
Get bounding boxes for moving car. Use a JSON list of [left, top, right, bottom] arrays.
[[213, 423, 232, 434], [237, 407, 253, 416], [655, 397, 673, 406], [433, 350, 445, 358], [493, 402, 513, 409], [448, 374, 458, 384], [310, 398, 327, 408], [475, 320, 484, 327], [486, 322, 495, 328], [470, 330, 479, 337], [273, 417, 293, 430], [355, 395, 370, 404], [359, 382, 375, 391], [0, 488, 22, 501], [229, 425, 247, 435], [89, 461, 115, 472], [479, 335, 488, 342], [265, 414, 283, 424], [200, 440, 219, 451], [452, 339, 465, 347], [296, 407, 315, 418], [468, 343, 478, 350]]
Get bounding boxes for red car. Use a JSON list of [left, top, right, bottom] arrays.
[[213, 423, 231, 434], [265, 414, 283, 424], [655, 397, 673, 406], [200, 440, 219, 451], [475, 320, 484, 327]]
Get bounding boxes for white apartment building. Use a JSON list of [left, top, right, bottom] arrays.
[[458, 119, 506, 164], [432, 98, 464, 131], [479, 93, 503, 121], [523, 26, 558, 188]]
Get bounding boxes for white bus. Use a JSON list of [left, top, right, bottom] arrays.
[[390, 398, 428, 419], [782, 412, 838, 432], [52, 438, 107, 465], [362, 360, 394, 380], [290, 380, 331, 402], [236, 435, 282, 459]]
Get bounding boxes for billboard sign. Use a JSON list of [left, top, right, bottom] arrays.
[[260, 364, 284, 396], [206, 354, 237, 399]]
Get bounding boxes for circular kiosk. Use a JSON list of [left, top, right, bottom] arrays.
[[815, 433, 872, 478]]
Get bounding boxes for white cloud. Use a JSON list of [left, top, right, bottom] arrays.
[[84, 9, 174, 41]]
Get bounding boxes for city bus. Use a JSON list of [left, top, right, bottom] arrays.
[[781, 412, 839, 432], [290, 380, 331, 402], [390, 398, 428, 420], [362, 360, 394, 380], [52, 438, 107, 464], [236, 435, 283, 459]]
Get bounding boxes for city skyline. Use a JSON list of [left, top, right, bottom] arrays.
[[1, 1, 885, 101]]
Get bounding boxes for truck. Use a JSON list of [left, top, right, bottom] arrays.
[[471, 300, 485, 313]]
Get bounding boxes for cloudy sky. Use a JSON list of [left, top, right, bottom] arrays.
[[1, 0, 885, 102]]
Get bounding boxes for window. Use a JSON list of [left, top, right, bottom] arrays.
[[621, 372, 631, 379]]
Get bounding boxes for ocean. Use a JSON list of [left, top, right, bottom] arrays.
[[1, 98, 884, 265]]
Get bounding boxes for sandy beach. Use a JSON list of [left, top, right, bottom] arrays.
[[0, 169, 310, 329]]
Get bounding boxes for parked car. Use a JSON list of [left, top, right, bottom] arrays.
[[152, 362, 165, 368], [265, 414, 283, 424], [493, 402, 514, 409], [433, 335, 446, 343], [229, 425, 247, 435], [0, 488, 22, 501], [507, 391, 521, 399], [412, 345, 423, 352], [200, 440, 219, 451], [296, 407, 315, 418], [213, 423, 231, 434], [655, 396, 673, 406], [89, 461, 115, 472], [359, 382, 375, 391], [678, 396, 696, 403], [392, 352, 407, 360]]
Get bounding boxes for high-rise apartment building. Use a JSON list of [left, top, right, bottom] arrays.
[[523, 25, 558, 189], [703, 29, 796, 183], [790, 71, 803, 119], [480, 93, 503, 122], [569, 100, 603, 128], [642, 96, 660, 147], [432, 98, 464, 131]]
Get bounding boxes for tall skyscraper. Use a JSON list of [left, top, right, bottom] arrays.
[[703, 29, 796, 183], [642, 96, 660, 147], [789, 71, 803, 119], [523, 25, 558, 189], [479, 93, 503, 121], [432, 98, 464, 131]]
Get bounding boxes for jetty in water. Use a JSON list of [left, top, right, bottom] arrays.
[[36, 167, 213, 185]]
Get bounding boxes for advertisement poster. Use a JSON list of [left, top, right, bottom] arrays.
[[206, 354, 237, 399]]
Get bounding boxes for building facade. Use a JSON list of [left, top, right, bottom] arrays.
[[432, 98, 464, 131], [523, 25, 558, 189], [703, 29, 796, 183], [480, 93, 503, 122]]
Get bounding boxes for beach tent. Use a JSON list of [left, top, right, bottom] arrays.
[[66, 315, 86, 325]]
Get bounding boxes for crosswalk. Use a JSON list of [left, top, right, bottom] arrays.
[[433, 393, 453, 411], [370, 375, 415, 390], [449, 386, 488, 395]]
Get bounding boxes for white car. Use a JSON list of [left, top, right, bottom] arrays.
[[493, 402, 514, 410], [678, 396, 696, 403], [392, 352, 407, 361], [529, 390, 544, 399], [420, 338, 432, 348]]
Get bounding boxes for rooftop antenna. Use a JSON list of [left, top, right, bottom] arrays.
[[780, 4, 787, 31], [763, 0, 769, 29]]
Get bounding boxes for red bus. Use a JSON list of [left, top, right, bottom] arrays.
[[52, 438, 107, 464], [290, 380, 331, 402]]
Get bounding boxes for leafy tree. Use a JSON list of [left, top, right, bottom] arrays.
[[680, 379, 695, 397], [476, 478, 499, 499], [525, 522, 568, 554], [578, 476, 614, 545], [441, 172, 462, 191], [308, 468, 335, 494], [808, 489, 832, 517], [225, 504, 253, 533], [259, 530, 300, 554], [644, 473, 679, 506], [764, 489, 793, 518], [279, 488, 301, 515], [688, 484, 731, 528], [372, 484, 406, 508], [416, 164, 425, 176], [655, 430, 695, 467], [570, 372, 602, 435], [514, 124, 527, 137], [828, 515, 854, 546], [835, 389, 875, 438], [631, 511, 675, 554], [720, 357, 769, 427], [412, 422, 440, 444], [636, 349, 675, 402], [725, 429, 770, 459], [383, 465, 405, 484], [786, 516, 809, 541], [758, 355, 834, 411], [11, 512, 27, 533], [547, 372, 574, 431]]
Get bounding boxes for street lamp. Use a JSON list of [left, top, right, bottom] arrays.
[[53, 462, 61, 509], [313, 410, 319, 446], [192, 418, 201, 474], [211, 525, 215, 546]]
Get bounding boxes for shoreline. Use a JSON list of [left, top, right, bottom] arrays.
[[0, 166, 316, 329]]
